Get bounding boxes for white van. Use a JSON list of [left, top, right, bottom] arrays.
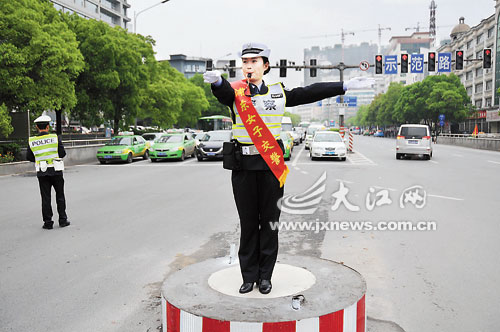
[[396, 124, 433, 160]]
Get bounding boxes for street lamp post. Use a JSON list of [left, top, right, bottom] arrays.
[[133, 0, 170, 34]]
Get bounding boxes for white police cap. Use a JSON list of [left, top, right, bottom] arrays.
[[239, 42, 270, 58], [34, 115, 51, 123]]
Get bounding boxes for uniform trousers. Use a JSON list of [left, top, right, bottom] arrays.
[[37, 175, 67, 223], [232, 169, 284, 283]]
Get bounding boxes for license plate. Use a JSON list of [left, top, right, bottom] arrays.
[[158, 152, 166, 156], [207, 152, 216, 156], [104, 155, 112, 159], [326, 151, 336, 155], [408, 140, 419, 144]]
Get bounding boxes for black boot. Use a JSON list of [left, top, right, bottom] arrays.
[[42, 221, 54, 230], [59, 220, 70, 228], [258, 279, 272, 294]]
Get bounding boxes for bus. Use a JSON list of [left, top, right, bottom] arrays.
[[197, 115, 232, 131]]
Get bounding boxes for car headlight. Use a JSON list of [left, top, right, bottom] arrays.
[[178, 147, 184, 151], [115, 150, 123, 154]]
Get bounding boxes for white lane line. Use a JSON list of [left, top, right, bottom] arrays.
[[350, 149, 377, 165], [295, 162, 373, 166], [294, 167, 301, 171], [300, 171, 308, 175], [336, 178, 354, 184], [487, 160, 500, 165], [429, 160, 439, 164], [291, 146, 306, 167], [428, 194, 464, 201], [183, 157, 197, 164], [77, 163, 221, 167], [373, 186, 397, 192]]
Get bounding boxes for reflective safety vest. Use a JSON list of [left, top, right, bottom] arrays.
[[231, 83, 286, 144], [29, 134, 59, 170]]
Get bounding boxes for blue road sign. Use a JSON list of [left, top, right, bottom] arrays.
[[384, 55, 398, 74], [438, 53, 452, 73], [330, 120, 335, 127], [411, 54, 424, 73], [336, 96, 357, 107], [440, 120, 445, 127], [439, 114, 445, 121]]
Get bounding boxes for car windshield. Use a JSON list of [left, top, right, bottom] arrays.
[[194, 133, 207, 140], [142, 134, 157, 141], [158, 135, 182, 143], [400, 127, 427, 138], [107, 137, 132, 146], [201, 131, 231, 142], [314, 133, 343, 142], [282, 123, 293, 132], [280, 132, 290, 141], [307, 127, 321, 135]]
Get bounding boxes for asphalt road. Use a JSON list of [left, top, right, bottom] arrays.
[[1, 136, 499, 332]]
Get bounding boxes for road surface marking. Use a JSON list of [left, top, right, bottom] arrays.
[[348, 150, 377, 165], [429, 160, 439, 164], [336, 178, 354, 184], [428, 194, 464, 201], [487, 160, 500, 165], [301, 171, 309, 175], [292, 146, 306, 167]]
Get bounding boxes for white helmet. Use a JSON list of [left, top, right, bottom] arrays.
[[34, 115, 51, 123]]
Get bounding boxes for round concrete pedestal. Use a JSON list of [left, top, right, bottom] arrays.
[[161, 255, 366, 332]]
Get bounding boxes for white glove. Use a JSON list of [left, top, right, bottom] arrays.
[[203, 70, 222, 84], [343, 77, 375, 90]]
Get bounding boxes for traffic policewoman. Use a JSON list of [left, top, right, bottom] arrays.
[[26, 115, 70, 230], [204, 43, 373, 294]]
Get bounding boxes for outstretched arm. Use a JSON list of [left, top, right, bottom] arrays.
[[284, 82, 345, 107]]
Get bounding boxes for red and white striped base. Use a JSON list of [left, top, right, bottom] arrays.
[[162, 294, 365, 332], [348, 132, 354, 152]]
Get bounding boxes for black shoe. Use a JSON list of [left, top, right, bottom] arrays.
[[42, 222, 53, 230], [59, 221, 70, 228], [258, 279, 272, 294], [239, 282, 254, 294]]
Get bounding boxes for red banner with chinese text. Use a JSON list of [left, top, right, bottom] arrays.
[[231, 80, 289, 187]]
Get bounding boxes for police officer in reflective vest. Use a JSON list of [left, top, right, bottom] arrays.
[[26, 115, 70, 230], [204, 43, 374, 294]]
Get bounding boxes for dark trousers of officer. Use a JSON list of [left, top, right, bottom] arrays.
[[232, 169, 284, 283], [37, 175, 67, 223]]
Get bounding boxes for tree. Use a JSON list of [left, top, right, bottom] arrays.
[[376, 82, 403, 126], [283, 111, 301, 126], [190, 74, 230, 118], [0, 104, 13, 137], [66, 16, 156, 133], [0, 0, 84, 116]]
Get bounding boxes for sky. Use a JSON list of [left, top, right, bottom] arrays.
[[128, 0, 496, 86]]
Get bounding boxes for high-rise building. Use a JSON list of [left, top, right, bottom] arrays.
[[50, 0, 131, 29]]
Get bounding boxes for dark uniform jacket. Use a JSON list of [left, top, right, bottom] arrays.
[[26, 132, 66, 177], [211, 78, 345, 170]]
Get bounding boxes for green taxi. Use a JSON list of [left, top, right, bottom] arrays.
[[97, 135, 149, 164], [280, 131, 294, 161], [150, 133, 195, 162]]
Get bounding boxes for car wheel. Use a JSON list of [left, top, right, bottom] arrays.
[[341, 157, 347, 161], [396, 153, 401, 160], [191, 150, 195, 158], [197, 153, 203, 161], [180, 150, 185, 161], [99, 160, 106, 164], [151, 158, 156, 162], [127, 153, 133, 163], [143, 150, 149, 160]]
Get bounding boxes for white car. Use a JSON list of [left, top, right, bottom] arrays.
[[142, 132, 164, 146], [309, 131, 347, 161], [289, 130, 301, 145], [396, 124, 433, 160]]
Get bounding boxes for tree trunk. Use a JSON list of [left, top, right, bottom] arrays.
[[56, 110, 62, 135]]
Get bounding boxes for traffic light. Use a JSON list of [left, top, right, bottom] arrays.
[[310, 59, 317, 77], [483, 48, 492, 69], [280, 59, 287, 77], [428, 52, 436, 72], [375, 55, 383, 74], [229, 60, 236, 78], [401, 54, 408, 73], [455, 51, 464, 70], [206, 59, 213, 72]]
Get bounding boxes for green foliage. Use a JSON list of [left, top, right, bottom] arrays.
[[190, 74, 230, 118], [350, 74, 470, 132], [0, 104, 13, 137], [0, 0, 84, 115], [0, 142, 21, 163], [283, 111, 301, 126]]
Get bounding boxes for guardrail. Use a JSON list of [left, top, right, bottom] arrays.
[[62, 138, 111, 147], [439, 133, 500, 140]]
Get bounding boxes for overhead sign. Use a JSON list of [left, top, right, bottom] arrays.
[[438, 53, 452, 73], [439, 114, 445, 121], [336, 96, 357, 107], [359, 61, 370, 71], [411, 54, 424, 73], [439, 120, 445, 127], [384, 55, 398, 74]]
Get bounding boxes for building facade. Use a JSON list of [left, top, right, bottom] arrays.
[[50, 0, 131, 29], [168, 55, 210, 79], [438, 15, 498, 133]]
